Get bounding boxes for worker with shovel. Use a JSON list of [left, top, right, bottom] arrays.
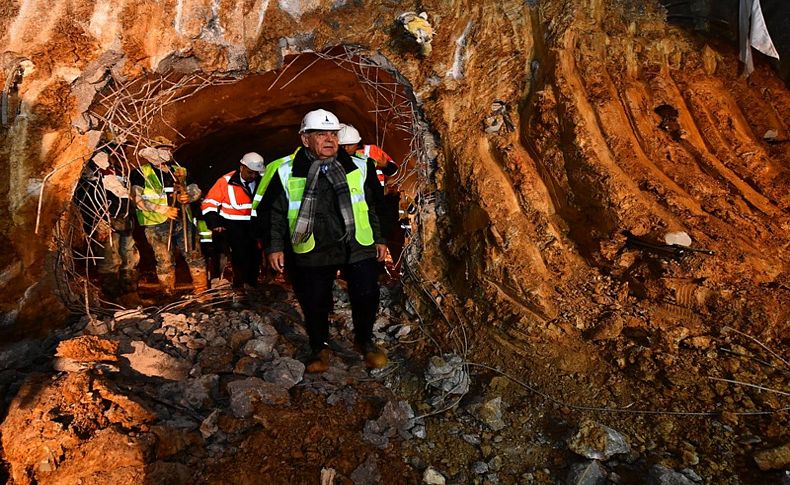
[[131, 136, 207, 296]]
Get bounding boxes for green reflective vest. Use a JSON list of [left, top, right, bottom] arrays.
[[277, 155, 374, 254], [136, 163, 194, 226], [194, 218, 212, 243], [136, 164, 169, 226], [251, 148, 299, 215]]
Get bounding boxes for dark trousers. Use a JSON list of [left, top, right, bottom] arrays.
[[220, 220, 261, 288], [290, 258, 380, 351], [200, 241, 222, 282]]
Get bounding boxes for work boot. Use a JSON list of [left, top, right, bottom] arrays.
[[117, 270, 142, 306], [98, 273, 122, 299], [157, 273, 176, 296], [355, 340, 388, 369], [190, 267, 209, 295], [118, 291, 142, 307], [305, 348, 331, 373]]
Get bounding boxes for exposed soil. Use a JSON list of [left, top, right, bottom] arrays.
[[0, 0, 788, 483]]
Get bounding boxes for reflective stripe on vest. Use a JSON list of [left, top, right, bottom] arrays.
[[203, 172, 256, 221], [223, 175, 253, 220], [277, 156, 374, 254], [193, 218, 213, 243], [251, 148, 299, 215], [136, 164, 169, 226]]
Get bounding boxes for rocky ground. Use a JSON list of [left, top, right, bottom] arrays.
[[0, 273, 787, 484], [1, 0, 789, 483]]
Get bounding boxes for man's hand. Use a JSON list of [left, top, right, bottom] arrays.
[[268, 251, 285, 273], [376, 243, 388, 262], [177, 192, 190, 204], [164, 206, 179, 220]]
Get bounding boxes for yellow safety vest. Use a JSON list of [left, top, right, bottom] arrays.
[[251, 148, 299, 215], [136, 163, 194, 226], [277, 155, 374, 254], [194, 218, 212, 243], [136, 164, 169, 226]]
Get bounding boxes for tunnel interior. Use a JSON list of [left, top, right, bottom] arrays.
[[164, 49, 417, 196], [78, 47, 421, 290]]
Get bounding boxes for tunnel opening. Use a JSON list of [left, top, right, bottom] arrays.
[[65, 46, 432, 308]]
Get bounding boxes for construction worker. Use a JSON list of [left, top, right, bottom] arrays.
[[266, 109, 388, 373], [130, 136, 207, 296], [75, 148, 140, 304], [201, 152, 265, 302], [337, 124, 404, 270], [397, 11, 433, 56]]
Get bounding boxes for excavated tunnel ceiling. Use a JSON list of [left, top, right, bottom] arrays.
[[152, 51, 417, 193]]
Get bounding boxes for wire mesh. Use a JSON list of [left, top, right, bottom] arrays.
[[58, 48, 437, 315]]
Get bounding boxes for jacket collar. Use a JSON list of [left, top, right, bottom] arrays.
[[228, 168, 260, 185], [292, 147, 357, 177]]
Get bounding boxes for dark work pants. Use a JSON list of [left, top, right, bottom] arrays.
[[222, 220, 261, 288], [290, 257, 380, 351]]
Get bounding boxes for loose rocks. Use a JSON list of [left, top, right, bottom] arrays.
[[568, 420, 631, 461], [649, 464, 695, 484], [425, 354, 469, 395], [122, 341, 190, 380], [753, 442, 790, 471], [567, 460, 607, 485], [227, 377, 290, 418]]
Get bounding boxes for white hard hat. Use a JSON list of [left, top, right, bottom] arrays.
[[337, 124, 362, 145], [240, 152, 265, 172], [300, 109, 340, 133]]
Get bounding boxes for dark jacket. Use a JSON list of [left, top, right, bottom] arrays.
[[265, 147, 384, 267], [76, 160, 134, 233]]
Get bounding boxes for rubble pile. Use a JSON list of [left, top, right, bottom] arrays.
[[0, 283, 427, 483]]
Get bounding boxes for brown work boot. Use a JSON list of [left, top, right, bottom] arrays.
[[190, 267, 208, 295], [118, 292, 143, 307], [356, 340, 388, 369], [305, 349, 331, 373], [156, 272, 176, 296]]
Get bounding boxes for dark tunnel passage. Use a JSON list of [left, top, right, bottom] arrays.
[[80, 48, 423, 292], [164, 50, 418, 198]]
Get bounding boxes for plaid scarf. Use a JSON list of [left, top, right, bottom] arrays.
[[291, 152, 356, 245]]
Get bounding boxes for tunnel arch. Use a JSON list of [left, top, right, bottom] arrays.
[[162, 46, 421, 195], [67, 45, 434, 305]]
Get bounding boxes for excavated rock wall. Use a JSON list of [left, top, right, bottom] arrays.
[[0, 0, 788, 347]]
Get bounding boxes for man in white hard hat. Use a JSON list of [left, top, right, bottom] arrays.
[[338, 123, 405, 272], [202, 152, 266, 301], [265, 109, 389, 373]]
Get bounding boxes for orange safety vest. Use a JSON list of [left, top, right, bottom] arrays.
[[356, 145, 397, 187], [201, 171, 255, 221]]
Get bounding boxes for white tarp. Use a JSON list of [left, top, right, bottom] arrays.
[[740, 0, 780, 77]]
